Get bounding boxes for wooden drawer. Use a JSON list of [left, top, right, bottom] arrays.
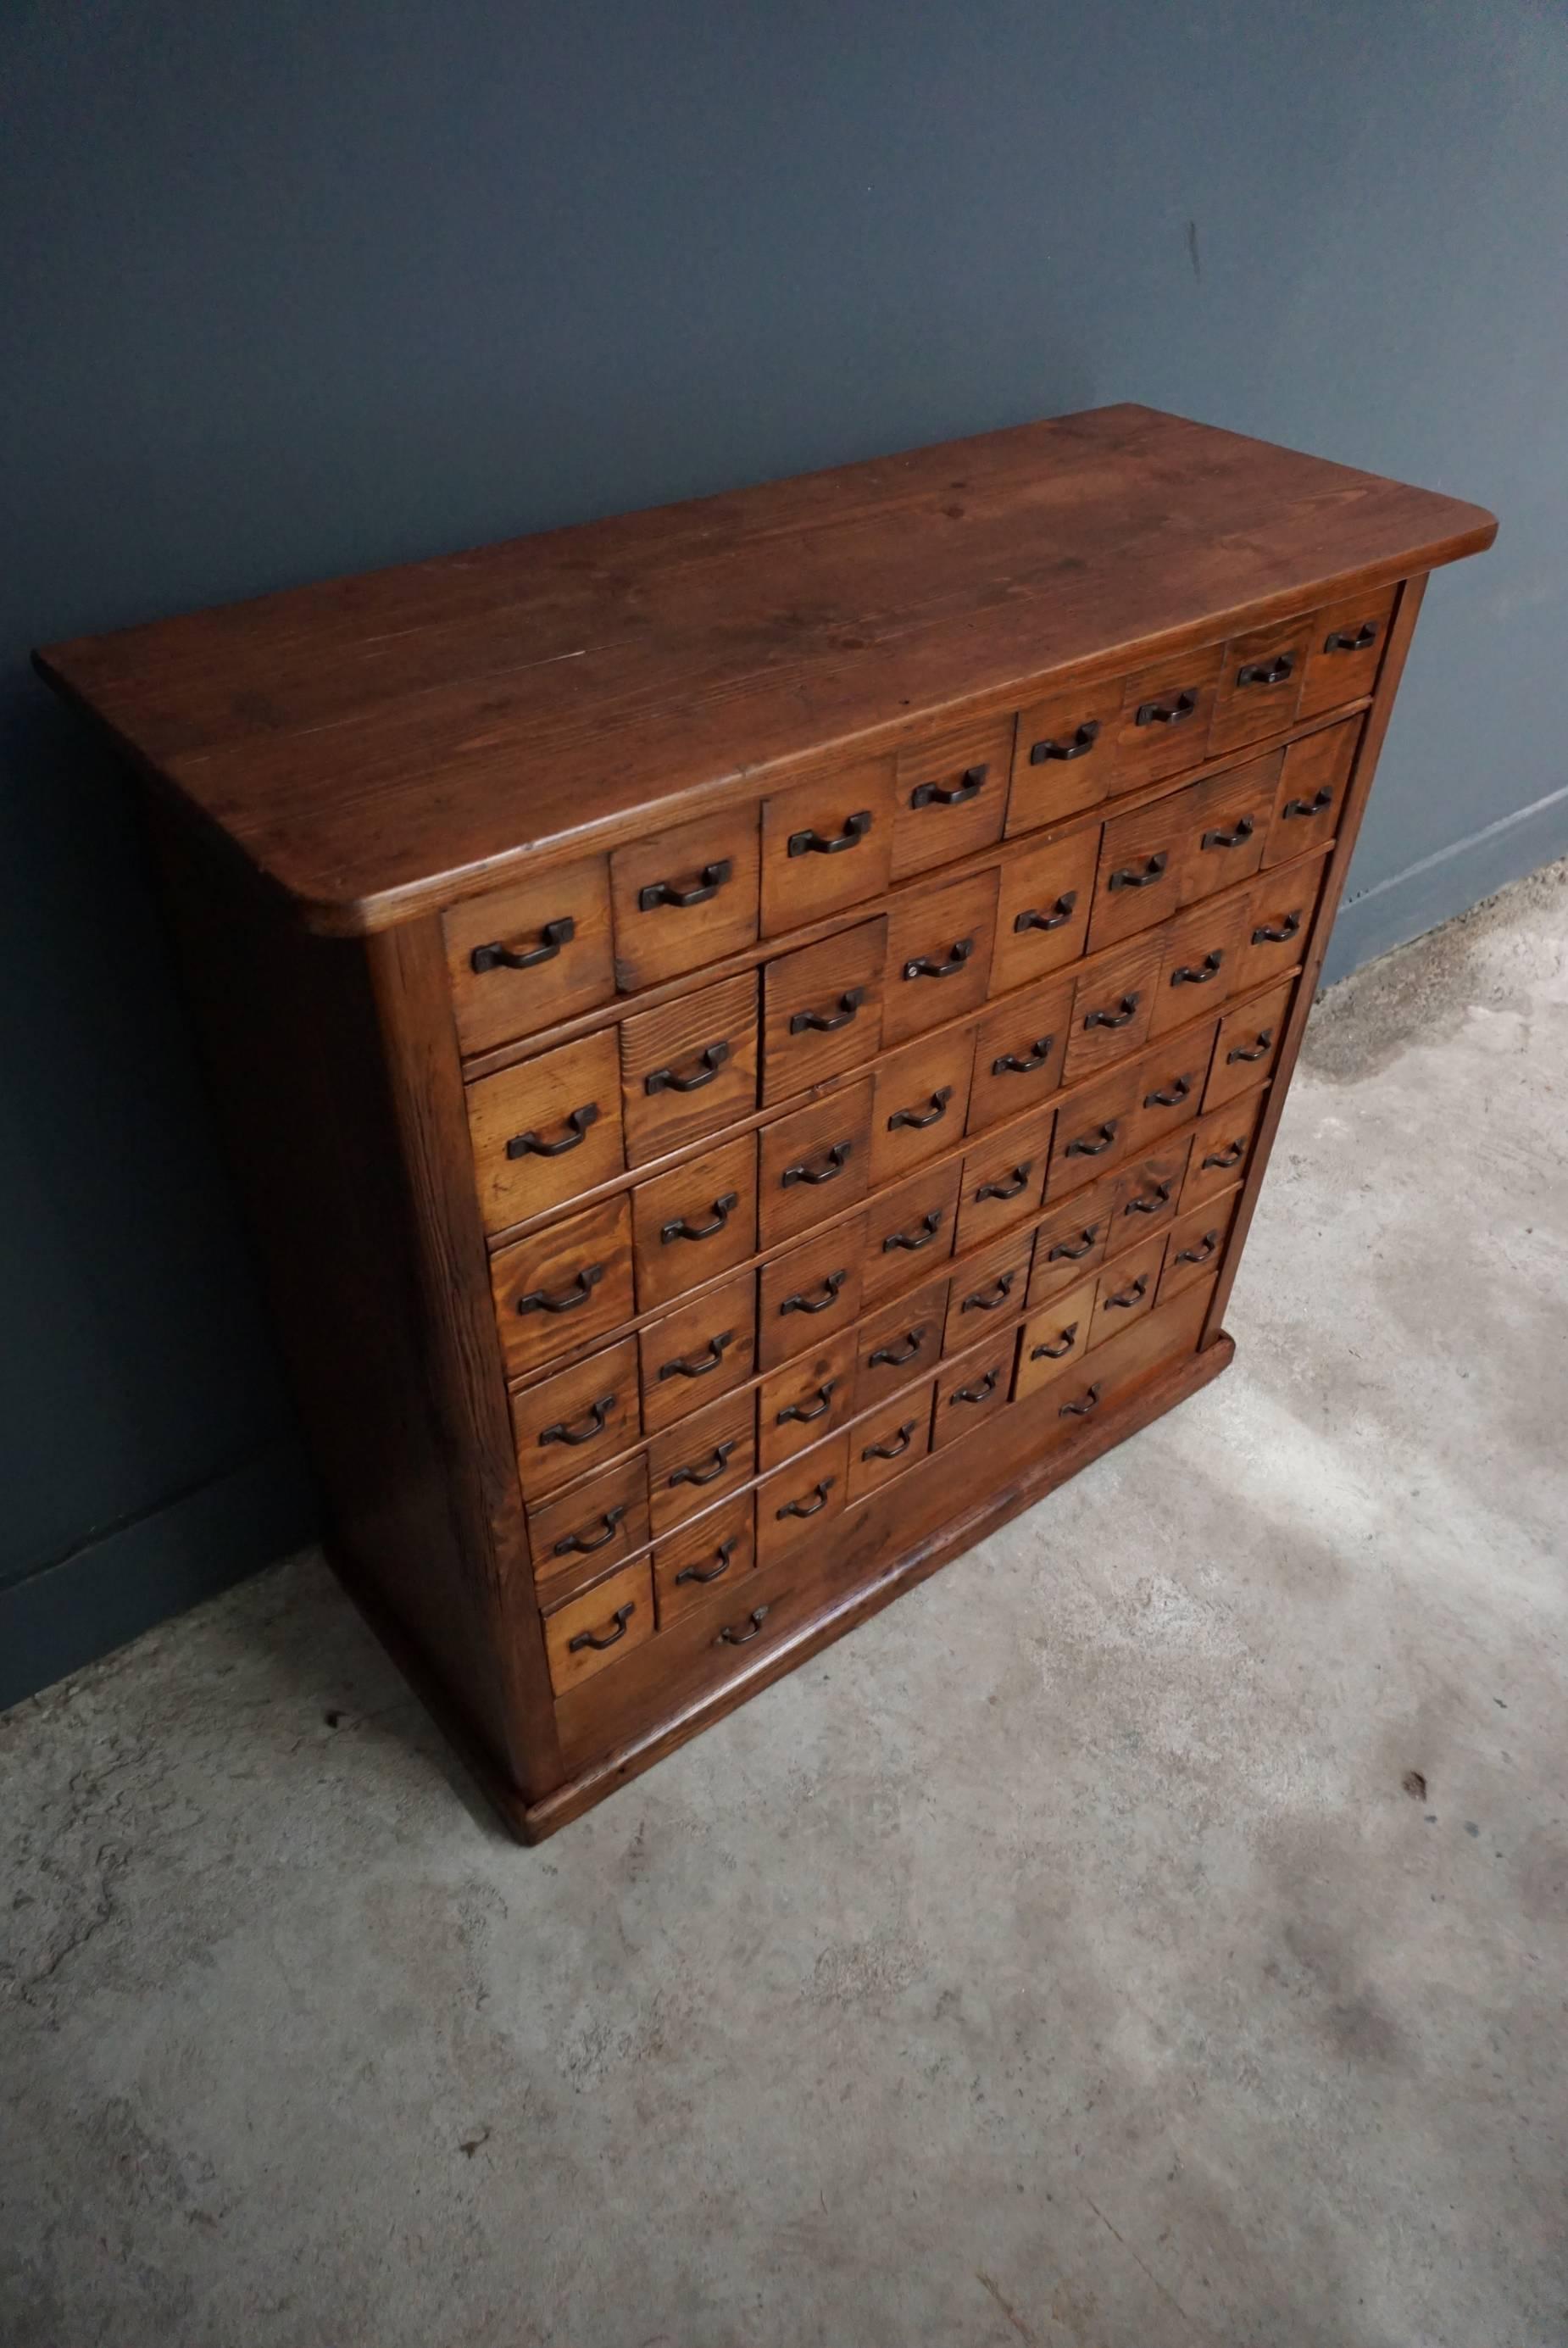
[[1298, 587, 1396, 717], [988, 827, 1098, 993], [542, 1557, 655, 1696], [1262, 718, 1356, 866], [758, 1216, 867, 1369], [528, 1455, 651, 1596], [1110, 1141, 1192, 1241], [863, 1157, 962, 1306], [1206, 612, 1311, 756], [855, 1275, 949, 1410], [1159, 1190, 1240, 1303], [967, 974, 1073, 1134], [465, 1028, 624, 1235], [1063, 933, 1162, 1083], [891, 714, 1013, 880], [848, 1379, 937, 1503], [1204, 981, 1293, 1110], [1235, 852, 1326, 992], [1026, 1176, 1117, 1305], [931, 1338, 1013, 1450], [638, 1269, 758, 1434], [631, 1132, 759, 1312], [609, 804, 759, 990], [442, 854, 614, 1057], [757, 1433, 850, 1566], [1047, 1064, 1138, 1193], [761, 918, 886, 1103], [646, 1385, 756, 1535], [1110, 643, 1224, 789], [757, 1080, 873, 1247], [758, 1330, 858, 1471], [956, 1106, 1054, 1249], [620, 971, 758, 1166], [1178, 756, 1277, 906], [1087, 787, 1189, 950], [1012, 1277, 1096, 1400], [1123, 1026, 1217, 1155], [1006, 676, 1122, 835], [491, 1193, 635, 1382], [1148, 896, 1245, 1038], [943, 1227, 1032, 1352], [1181, 1091, 1266, 1210], [510, 1337, 640, 1503], [882, 868, 998, 1049], [868, 1027, 975, 1186], [653, 1494, 757, 1629], [1038, 1279, 1211, 1438], [1087, 1232, 1167, 1347], [759, 754, 896, 934]]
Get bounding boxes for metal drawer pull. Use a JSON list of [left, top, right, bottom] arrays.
[[470, 916, 574, 974], [909, 763, 987, 809], [1201, 816, 1255, 850], [1123, 1180, 1172, 1216], [1083, 993, 1140, 1030], [903, 937, 975, 982], [1104, 1274, 1150, 1310], [790, 988, 864, 1035], [788, 810, 872, 856], [675, 1538, 737, 1588], [657, 1328, 735, 1380], [1047, 1226, 1100, 1261], [777, 1478, 835, 1520], [505, 1102, 599, 1160], [715, 1605, 771, 1646], [567, 1600, 636, 1653], [1170, 951, 1224, 986], [951, 1368, 999, 1406], [1143, 1076, 1192, 1108], [863, 1420, 917, 1461], [993, 1036, 1055, 1076], [1202, 1140, 1245, 1171], [1065, 1121, 1118, 1157], [1226, 1028, 1275, 1064], [553, 1505, 627, 1558], [776, 1379, 839, 1426], [668, 1439, 737, 1488], [1059, 1383, 1103, 1418], [1251, 910, 1301, 945], [1283, 787, 1334, 819], [1029, 721, 1099, 764], [1236, 653, 1296, 688], [964, 1271, 1016, 1311], [1031, 1321, 1080, 1360], [887, 1088, 952, 1131], [1135, 691, 1197, 726], [869, 1327, 927, 1368], [1013, 891, 1078, 933], [780, 1270, 848, 1316], [1175, 1230, 1221, 1266], [539, 1394, 616, 1448], [645, 1041, 728, 1095], [517, 1262, 603, 1316], [1324, 620, 1378, 653], [976, 1162, 1032, 1201], [1108, 853, 1168, 892], [883, 1210, 943, 1253], [781, 1141, 853, 1188], [660, 1191, 739, 1244], [638, 858, 732, 911]]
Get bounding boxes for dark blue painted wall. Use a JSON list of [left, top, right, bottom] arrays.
[[3, 0, 1563, 1704]]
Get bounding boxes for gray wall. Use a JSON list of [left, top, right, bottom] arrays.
[[3, 0, 1563, 1706]]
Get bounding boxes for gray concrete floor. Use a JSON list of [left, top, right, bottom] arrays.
[[4, 865, 1566, 2348]]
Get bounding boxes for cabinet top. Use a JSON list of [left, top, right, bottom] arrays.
[[36, 403, 1493, 935]]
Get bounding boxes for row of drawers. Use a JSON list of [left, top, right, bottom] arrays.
[[442, 598, 1385, 1059]]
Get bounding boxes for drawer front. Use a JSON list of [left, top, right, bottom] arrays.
[[1204, 981, 1293, 1110], [1063, 933, 1162, 1082], [653, 1494, 758, 1629], [956, 1107, 1054, 1249], [989, 828, 1098, 993], [1235, 852, 1327, 993], [1299, 587, 1396, 718], [492, 1193, 635, 1381], [848, 1379, 937, 1504], [943, 1228, 1032, 1353], [1047, 1064, 1138, 1193], [1262, 717, 1357, 866], [1041, 1280, 1210, 1435], [1148, 896, 1245, 1038], [891, 715, 1013, 880], [758, 1331, 858, 1472], [1087, 1232, 1168, 1347], [542, 1557, 656, 1696], [510, 1337, 641, 1502], [1124, 1026, 1217, 1155], [443, 854, 614, 1057], [757, 1080, 873, 1247], [855, 1275, 949, 1409], [1110, 1140, 1193, 1241], [1181, 1091, 1266, 1210], [882, 868, 998, 1049], [761, 918, 887, 1103], [757, 1433, 850, 1567], [631, 1132, 759, 1312], [758, 1216, 867, 1369], [465, 1028, 624, 1235], [1111, 643, 1224, 788], [931, 1338, 1013, 1451], [1159, 1190, 1240, 1303], [1206, 614, 1310, 756], [528, 1455, 651, 1596], [609, 805, 760, 990], [868, 1027, 975, 1186], [1178, 757, 1277, 906], [1012, 1276, 1096, 1400], [1026, 1176, 1117, 1305], [620, 971, 759, 1166], [638, 1269, 758, 1435], [646, 1385, 756, 1536], [1088, 790, 1189, 950], [1006, 677, 1122, 835], [759, 755, 896, 934], [862, 1158, 962, 1307], [967, 974, 1074, 1134]]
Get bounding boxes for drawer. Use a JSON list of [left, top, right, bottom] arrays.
[[1204, 981, 1293, 1110], [1148, 896, 1245, 1038], [1206, 612, 1311, 757], [759, 754, 896, 934], [1026, 1176, 1117, 1305], [758, 1330, 858, 1472], [943, 1227, 1032, 1352], [465, 1028, 625, 1235], [1261, 718, 1357, 866], [631, 1132, 759, 1312], [848, 1378, 937, 1504], [653, 1494, 757, 1630], [1035, 1282, 1208, 1437], [761, 918, 887, 1103], [931, 1338, 1013, 1451], [1178, 756, 1277, 906], [1087, 789, 1189, 950], [1110, 643, 1224, 790], [1298, 587, 1396, 718], [609, 804, 759, 990], [638, 1268, 758, 1435], [854, 1274, 949, 1410], [891, 714, 1014, 880], [1006, 676, 1123, 835], [955, 1106, 1054, 1249], [1046, 1064, 1139, 1193], [757, 1433, 850, 1567], [1110, 1140, 1193, 1239], [1087, 1232, 1167, 1348], [882, 868, 998, 1049], [1012, 1276, 1096, 1400], [868, 1027, 975, 1186], [1181, 1091, 1266, 1210], [491, 1193, 635, 1382], [442, 854, 614, 1057], [1124, 1027, 1217, 1155], [542, 1557, 655, 1696], [757, 1080, 873, 1247], [1062, 933, 1162, 1083], [509, 1337, 641, 1503], [620, 971, 758, 1166], [967, 974, 1074, 1134], [1235, 852, 1328, 993], [527, 1454, 651, 1596], [862, 1157, 962, 1306], [988, 827, 1098, 993], [1159, 1190, 1240, 1304], [647, 1385, 756, 1536], [758, 1215, 867, 1369]]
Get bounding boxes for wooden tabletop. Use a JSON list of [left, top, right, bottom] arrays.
[[36, 403, 1495, 934]]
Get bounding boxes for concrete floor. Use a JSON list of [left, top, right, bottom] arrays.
[[3, 865, 1566, 2348]]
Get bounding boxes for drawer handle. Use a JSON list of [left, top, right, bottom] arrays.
[[470, 916, 574, 974], [1108, 853, 1168, 893], [788, 810, 873, 857], [790, 988, 865, 1035], [715, 1605, 771, 1646], [675, 1537, 737, 1588], [668, 1438, 737, 1488], [645, 1041, 729, 1095], [553, 1505, 627, 1558], [780, 1270, 848, 1316], [1082, 993, 1140, 1031], [1103, 1274, 1150, 1310], [964, 1271, 1016, 1311], [657, 1328, 735, 1381], [903, 937, 975, 982], [1143, 1075, 1192, 1108], [887, 1087, 952, 1132], [539, 1393, 616, 1448], [950, 1367, 999, 1406], [1251, 910, 1302, 945], [505, 1101, 600, 1160], [638, 859, 732, 912], [1123, 1179, 1173, 1216], [1013, 890, 1078, 934], [781, 1140, 853, 1188], [883, 1210, 943, 1253], [1065, 1121, 1119, 1158], [869, 1327, 927, 1368], [660, 1191, 739, 1244], [1047, 1225, 1101, 1261], [976, 1162, 1033, 1202], [1175, 1230, 1221, 1266], [993, 1035, 1055, 1076], [516, 1262, 604, 1316], [567, 1600, 636, 1653], [1135, 691, 1197, 727], [1170, 952, 1224, 987], [1324, 620, 1379, 653], [776, 1378, 839, 1426], [777, 1477, 836, 1520], [1029, 721, 1099, 764], [909, 763, 987, 810], [1059, 1383, 1103, 1418], [1202, 1139, 1246, 1171], [1031, 1321, 1080, 1360], [1226, 1028, 1275, 1065], [863, 1419, 917, 1461], [1236, 653, 1296, 688], [1282, 787, 1334, 820], [1201, 816, 1255, 851]]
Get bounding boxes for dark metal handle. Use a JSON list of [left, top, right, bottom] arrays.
[[909, 763, 987, 809], [1103, 1274, 1150, 1310], [1170, 952, 1224, 987], [887, 1088, 951, 1132], [950, 1367, 999, 1406], [1251, 910, 1302, 945], [505, 1102, 599, 1160], [776, 1378, 839, 1426], [516, 1262, 604, 1316], [1135, 691, 1197, 726], [781, 1141, 852, 1188], [1123, 1180, 1172, 1216], [1226, 1028, 1275, 1064], [638, 859, 733, 911], [1065, 1121, 1118, 1158], [1108, 853, 1168, 893], [903, 938, 975, 982], [1174, 1230, 1221, 1266], [777, 1477, 836, 1520], [1202, 1140, 1245, 1170], [788, 810, 872, 857], [675, 1538, 737, 1588], [1013, 891, 1078, 934], [1029, 721, 1099, 765], [1059, 1383, 1103, 1418], [1324, 620, 1378, 653], [567, 1600, 636, 1653], [1143, 1074, 1193, 1109], [1282, 787, 1334, 819], [470, 916, 574, 974], [645, 1041, 729, 1095], [1236, 653, 1296, 688], [656, 1328, 735, 1381], [790, 988, 864, 1036], [963, 1271, 1016, 1311], [862, 1420, 917, 1461], [553, 1505, 628, 1558], [715, 1605, 771, 1646], [539, 1393, 616, 1449], [668, 1439, 737, 1488], [1031, 1321, 1080, 1360], [660, 1191, 738, 1244], [1047, 1225, 1101, 1261], [976, 1163, 1032, 1202], [1201, 817, 1255, 851], [780, 1270, 848, 1316], [1082, 993, 1140, 1031], [869, 1328, 926, 1368], [993, 1036, 1055, 1076], [883, 1210, 944, 1254]]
